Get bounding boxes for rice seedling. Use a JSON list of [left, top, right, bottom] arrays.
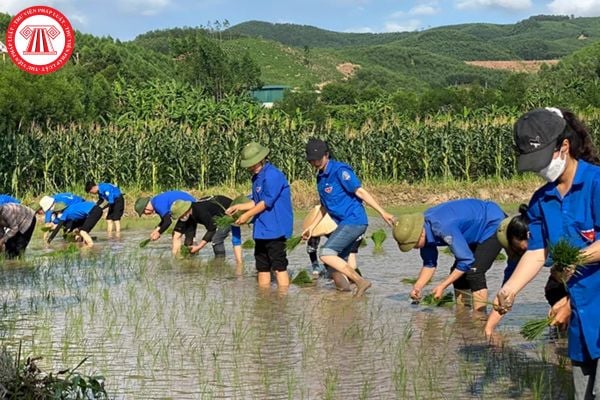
[[520, 317, 553, 341], [549, 238, 587, 273], [179, 245, 192, 257], [285, 235, 303, 252], [291, 269, 314, 286], [370, 229, 387, 252], [40, 226, 52, 232], [401, 277, 418, 285], [213, 215, 236, 229], [241, 239, 255, 249], [417, 292, 454, 307], [139, 238, 151, 248]]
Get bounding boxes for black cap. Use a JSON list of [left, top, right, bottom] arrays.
[[514, 108, 566, 172], [306, 138, 329, 161]]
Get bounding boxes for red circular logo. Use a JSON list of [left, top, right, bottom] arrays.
[[5, 6, 75, 75]]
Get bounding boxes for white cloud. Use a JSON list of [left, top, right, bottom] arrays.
[[410, 4, 440, 15], [384, 19, 421, 32], [390, 10, 406, 18], [547, 0, 600, 16], [69, 13, 88, 26], [456, 0, 531, 11], [343, 26, 375, 32]]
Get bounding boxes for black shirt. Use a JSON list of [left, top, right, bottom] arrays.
[[191, 195, 232, 242]]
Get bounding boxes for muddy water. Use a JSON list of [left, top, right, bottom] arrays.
[[0, 220, 571, 399]]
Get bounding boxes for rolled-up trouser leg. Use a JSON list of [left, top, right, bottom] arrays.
[[212, 226, 231, 257]]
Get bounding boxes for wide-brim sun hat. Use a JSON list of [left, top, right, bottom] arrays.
[[170, 200, 192, 221], [39, 195, 54, 212], [393, 213, 425, 252], [514, 108, 567, 172], [302, 205, 337, 237], [240, 142, 270, 168], [134, 197, 151, 216], [496, 216, 512, 250]]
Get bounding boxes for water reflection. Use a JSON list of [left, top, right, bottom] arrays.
[[0, 221, 568, 399]]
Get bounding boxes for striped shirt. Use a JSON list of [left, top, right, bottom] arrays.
[[0, 203, 35, 240]]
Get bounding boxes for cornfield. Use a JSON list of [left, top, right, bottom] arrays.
[[3, 90, 600, 196]]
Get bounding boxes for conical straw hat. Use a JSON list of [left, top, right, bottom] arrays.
[[302, 205, 337, 237]]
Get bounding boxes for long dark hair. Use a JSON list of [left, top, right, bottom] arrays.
[[507, 204, 529, 244], [559, 109, 600, 165]]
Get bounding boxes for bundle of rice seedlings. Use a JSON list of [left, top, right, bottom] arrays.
[[285, 235, 303, 252], [401, 277, 418, 285], [291, 269, 314, 286], [242, 239, 255, 249], [418, 292, 454, 307], [370, 229, 387, 252], [549, 238, 587, 273], [520, 317, 553, 341], [40, 226, 52, 232], [359, 238, 368, 248], [139, 238, 151, 248], [213, 215, 236, 229], [180, 245, 192, 257]]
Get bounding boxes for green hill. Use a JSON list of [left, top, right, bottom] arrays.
[[228, 16, 600, 60], [226, 20, 409, 48]]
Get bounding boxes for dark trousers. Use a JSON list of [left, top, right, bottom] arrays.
[[4, 217, 36, 259]]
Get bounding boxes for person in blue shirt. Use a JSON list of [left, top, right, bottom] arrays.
[[37, 193, 85, 225], [301, 139, 395, 297], [494, 108, 600, 399], [484, 204, 568, 338], [47, 201, 103, 247], [0, 194, 20, 205], [134, 191, 196, 255], [393, 198, 505, 311], [86, 181, 125, 236], [225, 142, 293, 290]]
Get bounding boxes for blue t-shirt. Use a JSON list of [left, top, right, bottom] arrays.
[[527, 160, 600, 362], [45, 193, 85, 223], [97, 183, 122, 204], [317, 159, 367, 226], [251, 162, 293, 240], [420, 198, 505, 272], [0, 195, 20, 205], [151, 191, 195, 218], [55, 201, 95, 223]]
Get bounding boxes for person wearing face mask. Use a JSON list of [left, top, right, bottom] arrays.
[[494, 108, 600, 400], [301, 138, 396, 297], [167, 197, 243, 266], [483, 204, 569, 338]]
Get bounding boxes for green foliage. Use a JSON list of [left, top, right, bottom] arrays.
[[321, 83, 357, 105], [0, 346, 109, 399], [139, 239, 151, 248]]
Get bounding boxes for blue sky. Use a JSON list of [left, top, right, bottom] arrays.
[[2, 0, 600, 40]]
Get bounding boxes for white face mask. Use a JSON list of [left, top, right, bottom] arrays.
[[538, 150, 566, 182]]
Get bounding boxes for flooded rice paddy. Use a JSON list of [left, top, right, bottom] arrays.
[[0, 220, 572, 399]]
